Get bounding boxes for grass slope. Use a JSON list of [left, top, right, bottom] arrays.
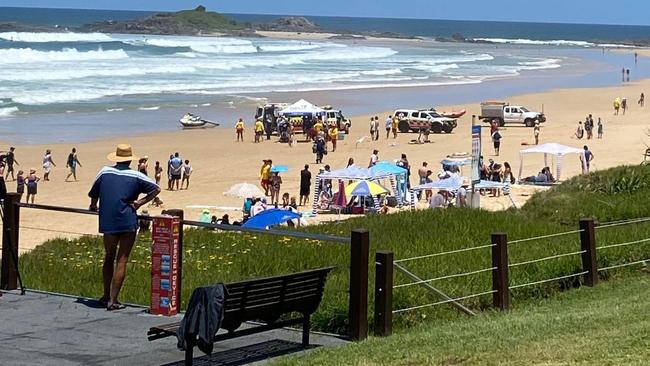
[[274, 274, 650, 366], [12, 165, 650, 333]]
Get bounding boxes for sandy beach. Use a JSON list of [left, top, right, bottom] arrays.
[[3, 71, 650, 251]]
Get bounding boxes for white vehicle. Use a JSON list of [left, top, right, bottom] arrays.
[[322, 106, 352, 133], [393, 109, 458, 134], [479, 101, 546, 127], [179, 113, 219, 129]]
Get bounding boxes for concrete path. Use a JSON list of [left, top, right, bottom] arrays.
[[0, 290, 347, 366]]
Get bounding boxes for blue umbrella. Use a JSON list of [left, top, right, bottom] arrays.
[[242, 208, 301, 229], [270, 165, 289, 173]]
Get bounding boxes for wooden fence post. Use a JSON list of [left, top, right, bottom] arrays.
[[349, 229, 369, 341], [491, 232, 510, 310], [1, 193, 21, 290], [579, 218, 598, 287], [374, 250, 393, 337], [162, 209, 184, 307]]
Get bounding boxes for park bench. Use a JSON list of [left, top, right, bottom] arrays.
[[147, 267, 334, 366]]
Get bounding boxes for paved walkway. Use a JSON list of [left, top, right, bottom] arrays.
[[0, 290, 347, 366]]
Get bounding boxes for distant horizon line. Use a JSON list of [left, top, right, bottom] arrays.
[[1, 5, 650, 28]]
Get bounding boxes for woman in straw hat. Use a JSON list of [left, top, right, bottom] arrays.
[[89, 144, 160, 311]]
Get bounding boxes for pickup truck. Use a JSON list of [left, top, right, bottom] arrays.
[[393, 109, 457, 134], [479, 101, 546, 127]]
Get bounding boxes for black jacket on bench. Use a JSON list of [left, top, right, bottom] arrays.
[[177, 283, 226, 355]]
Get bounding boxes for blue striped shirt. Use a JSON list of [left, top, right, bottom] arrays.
[[89, 165, 159, 234]]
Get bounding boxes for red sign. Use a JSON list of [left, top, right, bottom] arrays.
[[150, 215, 181, 316]]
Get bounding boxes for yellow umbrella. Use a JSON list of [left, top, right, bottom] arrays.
[[345, 180, 389, 196]]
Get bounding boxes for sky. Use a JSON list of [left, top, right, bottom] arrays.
[[1, 0, 650, 26]]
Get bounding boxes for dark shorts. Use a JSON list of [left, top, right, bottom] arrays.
[[27, 184, 37, 195], [493, 141, 501, 149], [300, 186, 310, 196], [171, 173, 181, 180]]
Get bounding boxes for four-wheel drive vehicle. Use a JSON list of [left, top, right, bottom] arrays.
[[322, 106, 352, 133], [254, 103, 289, 133], [479, 101, 546, 127], [393, 109, 457, 134]]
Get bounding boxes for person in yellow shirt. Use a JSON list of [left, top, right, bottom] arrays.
[[313, 119, 324, 134], [235, 118, 245, 142], [328, 126, 338, 152], [260, 159, 272, 196], [254, 118, 264, 143], [391, 116, 399, 138]]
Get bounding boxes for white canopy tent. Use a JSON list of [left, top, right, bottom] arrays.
[[279, 99, 326, 115], [518, 143, 584, 181]]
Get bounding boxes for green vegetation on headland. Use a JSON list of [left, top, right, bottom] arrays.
[[13, 165, 650, 334], [273, 274, 650, 366]]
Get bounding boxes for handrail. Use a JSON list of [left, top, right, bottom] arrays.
[[15, 202, 349, 244]]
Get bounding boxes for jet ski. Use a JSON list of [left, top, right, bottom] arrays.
[[179, 113, 220, 129]]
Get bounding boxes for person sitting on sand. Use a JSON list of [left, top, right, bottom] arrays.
[[428, 190, 447, 209], [575, 122, 584, 139], [417, 124, 431, 143], [536, 169, 549, 183], [543, 166, 556, 182]]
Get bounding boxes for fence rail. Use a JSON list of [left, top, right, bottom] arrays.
[[1, 193, 369, 342]]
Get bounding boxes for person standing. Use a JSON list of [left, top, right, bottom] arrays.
[[369, 117, 377, 141], [166, 154, 173, 190], [328, 125, 338, 152], [368, 149, 379, 167], [235, 118, 245, 142], [42, 149, 56, 181], [399, 153, 411, 188], [580, 145, 594, 175], [0, 162, 6, 201], [89, 144, 160, 311], [299, 164, 311, 206], [269, 172, 282, 205], [575, 121, 584, 139], [5, 147, 18, 181], [585, 116, 593, 140], [154, 161, 162, 186], [260, 159, 272, 196], [621, 98, 628, 115], [597, 118, 603, 139], [639, 93, 645, 107], [16, 170, 25, 202], [491, 128, 502, 156], [181, 160, 192, 190], [25, 168, 40, 204], [254, 118, 264, 143], [533, 123, 540, 145], [137, 156, 148, 176], [613, 98, 621, 115], [65, 147, 82, 182], [385, 115, 392, 139], [626, 69, 630, 82], [315, 135, 326, 164], [391, 116, 399, 139], [169, 152, 182, 191]]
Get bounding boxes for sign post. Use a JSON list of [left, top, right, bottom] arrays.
[[471, 116, 482, 209], [150, 215, 181, 316]]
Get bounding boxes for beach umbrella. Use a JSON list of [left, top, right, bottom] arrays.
[[223, 183, 264, 198], [335, 180, 347, 207], [270, 165, 289, 173], [345, 180, 389, 197], [242, 208, 302, 230]]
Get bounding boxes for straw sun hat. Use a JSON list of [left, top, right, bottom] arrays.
[[107, 144, 139, 163]]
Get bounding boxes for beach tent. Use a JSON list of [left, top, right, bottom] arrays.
[[311, 164, 404, 214], [370, 161, 409, 204], [518, 143, 584, 181], [242, 208, 301, 230], [473, 180, 517, 209], [409, 176, 464, 209], [279, 99, 326, 116]]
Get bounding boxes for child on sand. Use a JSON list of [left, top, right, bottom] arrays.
[[181, 160, 192, 189], [26, 168, 40, 204], [613, 97, 621, 115], [575, 122, 584, 139], [235, 118, 245, 142], [533, 123, 540, 145], [154, 161, 162, 185], [16, 170, 25, 201]]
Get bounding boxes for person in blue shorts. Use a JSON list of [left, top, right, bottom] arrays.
[[89, 144, 160, 311]]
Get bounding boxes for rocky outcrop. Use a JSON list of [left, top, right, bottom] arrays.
[[255, 17, 320, 33]]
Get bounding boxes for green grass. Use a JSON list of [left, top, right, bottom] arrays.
[[11, 165, 650, 333], [152, 7, 243, 31], [272, 273, 650, 366]]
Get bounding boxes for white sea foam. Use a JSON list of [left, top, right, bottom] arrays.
[[138, 106, 161, 111], [361, 68, 403, 76], [200, 103, 211, 106], [106, 108, 124, 112], [0, 107, 19, 117], [0, 32, 113, 43], [0, 65, 197, 81], [0, 48, 129, 63], [473, 38, 594, 47], [517, 58, 562, 70], [411, 63, 460, 73]]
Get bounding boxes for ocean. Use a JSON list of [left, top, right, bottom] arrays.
[[1, 7, 650, 143]]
